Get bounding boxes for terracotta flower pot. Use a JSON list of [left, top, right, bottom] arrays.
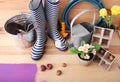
[[78, 53, 94, 66]]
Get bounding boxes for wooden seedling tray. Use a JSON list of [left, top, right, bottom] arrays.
[[92, 26, 114, 49], [93, 48, 115, 71]]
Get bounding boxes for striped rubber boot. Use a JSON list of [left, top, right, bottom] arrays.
[[45, 0, 67, 50], [29, 0, 47, 60]]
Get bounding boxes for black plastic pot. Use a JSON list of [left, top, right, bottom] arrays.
[[78, 53, 94, 65]]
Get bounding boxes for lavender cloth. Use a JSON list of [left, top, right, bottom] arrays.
[[0, 64, 37, 82]]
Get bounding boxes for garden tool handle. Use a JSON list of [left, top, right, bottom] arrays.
[[70, 8, 96, 36]]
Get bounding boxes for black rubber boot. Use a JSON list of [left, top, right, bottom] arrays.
[[29, 0, 47, 60], [45, 0, 67, 50]]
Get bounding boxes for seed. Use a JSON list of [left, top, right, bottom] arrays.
[[62, 63, 67, 67], [46, 64, 53, 70], [100, 49, 104, 54], [56, 70, 62, 76], [109, 55, 114, 61], [40, 65, 46, 71]]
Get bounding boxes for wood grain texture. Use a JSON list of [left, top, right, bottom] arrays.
[[0, 54, 119, 82], [0, 0, 120, 82], [0, 30, 120, 55], [0, 30, 70, 55], [0, 0, 120, 28]]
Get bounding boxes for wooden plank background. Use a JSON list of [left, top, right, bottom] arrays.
[[0, 0, 120, 54], [0, 54, 119, 82], [0, 0, 120, 28]]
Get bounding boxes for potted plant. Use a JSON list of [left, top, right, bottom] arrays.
[[99, 5, 120, 30], [69, 40, 101, 65]]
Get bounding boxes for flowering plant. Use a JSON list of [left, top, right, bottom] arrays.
[[99, 5, 120, 28], [69, 41, 101, 59]]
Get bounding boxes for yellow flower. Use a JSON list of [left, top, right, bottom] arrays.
[[99, 8, 107, 18], [111, 5, 120, 15], [78, 46, 84, 51], [84, 54, 90, 59], [90, 45, 95, 48], [92, 49, 96, 55], [84, 44, 90, 49], [83, 47, 88, 53]]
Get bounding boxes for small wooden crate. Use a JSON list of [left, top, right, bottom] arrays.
[[93, 48, 115, 71], [92, 26, 114, 49]]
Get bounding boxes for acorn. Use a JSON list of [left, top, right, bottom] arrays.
[[56, 70, 62, 76], [46, 64, 53, 70], [109, 55, 114, 61], [62, 63, 67, 67], [40, 65, 46, 71], [100, 49, 105, 54]]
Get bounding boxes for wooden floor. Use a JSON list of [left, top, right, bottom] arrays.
[[0, 27, 120, 82], [0, 54, 119, 82], [0, 30, 120, 55], [0, 30, 70, 55], [0, 0, 120, 82], [0, 30, 120, 82]]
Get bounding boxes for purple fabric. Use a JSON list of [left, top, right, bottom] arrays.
[[118, 65, 120, 70], [0, 64, 37, 82]]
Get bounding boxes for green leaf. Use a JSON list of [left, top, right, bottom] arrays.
[[92, 43, 101, 51], [68, 47, 79, 54], [88, 48, 93, 53], [80, 52, 85, 58], [81, 40, 85, 46]]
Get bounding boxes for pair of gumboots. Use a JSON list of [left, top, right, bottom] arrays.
[[29, 0, 68, 60]]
